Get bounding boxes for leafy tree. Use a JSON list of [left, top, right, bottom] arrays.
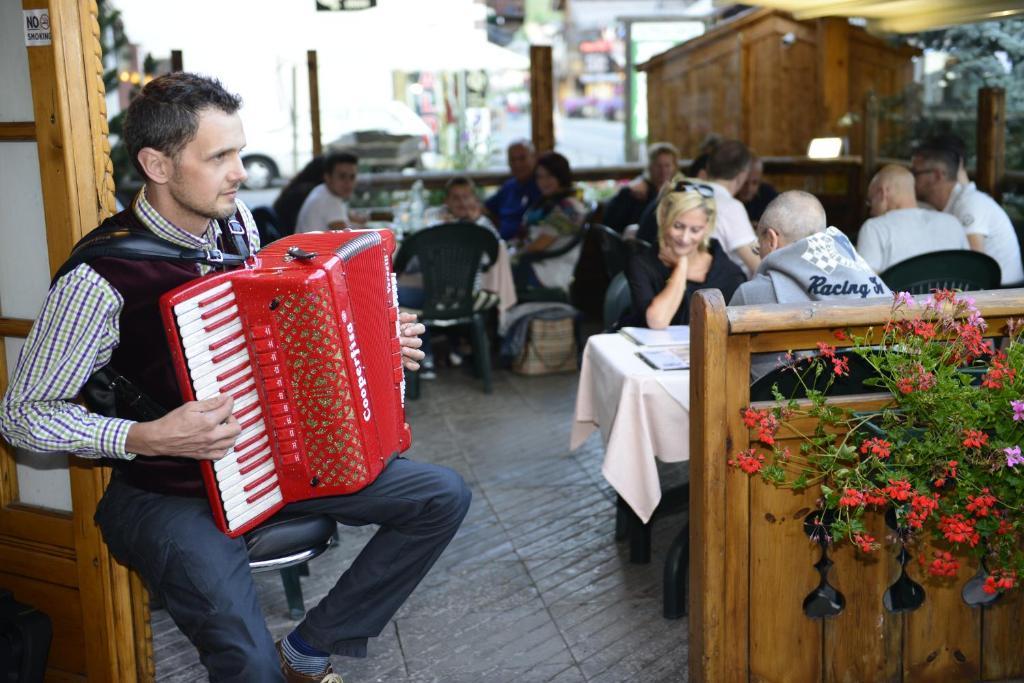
[[881, 19, 1024, 171], [98, 0, 154, 194]]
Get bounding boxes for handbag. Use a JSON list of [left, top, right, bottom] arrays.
[[512, 316, 578, 375]]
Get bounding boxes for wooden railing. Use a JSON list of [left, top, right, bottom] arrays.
[[355, 156, 863, 192], [354, 155, 869, 232]]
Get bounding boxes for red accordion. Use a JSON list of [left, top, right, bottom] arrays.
[[160, 230, 412, 537]]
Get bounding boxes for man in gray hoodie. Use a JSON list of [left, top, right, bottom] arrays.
[[729, 191, 890, 380], [730, 191, 889, 306]]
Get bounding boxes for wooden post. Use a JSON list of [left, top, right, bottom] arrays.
[[688, 289, 733, 683], [817, 18, 850, 139], [529, 45, 554, 154], [860, 91, 878, 224], [307, 50, 322, 157], [170, 50, 183, 73], [976, 87, 1005, 201]]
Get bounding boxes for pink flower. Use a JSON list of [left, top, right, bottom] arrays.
[[1012, 400, 1024, 422], [1005, 446, 1024, 468], [893, 291, 915, 308]]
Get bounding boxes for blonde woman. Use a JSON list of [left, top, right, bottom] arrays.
[[623, 179, 745, 328]]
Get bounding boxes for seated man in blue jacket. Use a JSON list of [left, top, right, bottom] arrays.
[[485, 139, 541, 240]]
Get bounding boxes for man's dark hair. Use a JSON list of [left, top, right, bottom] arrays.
[[445, 176, 475, 195], [923, 132, 966, 169], [687, 152, 710, 177], [324, 151, 359, 175], [706, 139, 752, 181], [536, 151, 573, 189], [911, 142, 959, 180], [123, 72, 242, 179]]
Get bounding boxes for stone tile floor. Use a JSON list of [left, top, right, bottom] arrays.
[[153, 364, 689, 682]]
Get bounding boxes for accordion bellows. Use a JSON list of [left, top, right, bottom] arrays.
[[161, 230, 411, 536]]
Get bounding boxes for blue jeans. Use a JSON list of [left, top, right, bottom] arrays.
[[95, 458, 470, 682]]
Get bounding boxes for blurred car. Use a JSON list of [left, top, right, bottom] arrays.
[[325, 101, 433, 171], [240, 101, 432, 189]]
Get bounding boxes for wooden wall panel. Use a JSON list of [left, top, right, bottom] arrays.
[[748, 455, 821, 683], [982, 591, 1024, 679], [824, 511, 900, 683], [0, 572, 86, 676], [903, 539, 981, 681], [640, 9, 917, 158], [848, 33, 918, 157], [0, 537, 77, 588], [723, 338, 751, 682]]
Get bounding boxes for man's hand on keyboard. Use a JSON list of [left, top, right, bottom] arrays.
[[126, 394, 241, 460]]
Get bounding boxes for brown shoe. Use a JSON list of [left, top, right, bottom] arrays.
[[276, 639, 344, 683]]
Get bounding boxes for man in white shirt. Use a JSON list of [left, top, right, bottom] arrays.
[[294, 151, 365, 233], [911, 144, 1024, 285], [857, 164, 969, 274], [705, 139, 760, 277]]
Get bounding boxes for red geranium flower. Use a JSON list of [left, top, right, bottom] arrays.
[[853, 533, 877, 553], [859, 437, 892, 460], [962, 430, 989, 449], [839, 488, 865, 507], [966, 489, 998, 517], [728, 449, 765, 475], [939, 514, 980, 547], [928, 550, 959, 577]]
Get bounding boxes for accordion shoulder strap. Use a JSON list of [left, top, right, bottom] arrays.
[[54, 217, 250, 283]]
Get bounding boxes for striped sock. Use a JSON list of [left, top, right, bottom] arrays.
[[282, 630, 330, 676]]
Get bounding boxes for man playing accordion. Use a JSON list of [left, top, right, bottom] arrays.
[[0, 72, 471, 683]]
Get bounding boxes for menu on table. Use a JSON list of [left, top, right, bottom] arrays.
[[636, 345, 690, 371], [620, 325, 690, 347]]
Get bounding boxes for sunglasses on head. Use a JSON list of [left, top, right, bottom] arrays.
[[672, 180, 715, 198]]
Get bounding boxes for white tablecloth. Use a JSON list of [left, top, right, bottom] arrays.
[[480, 241, 517, 325], [570, 333, 690, 523]]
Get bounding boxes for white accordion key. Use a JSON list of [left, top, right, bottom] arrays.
[[172, 281, 232, 315], [227, 488, 284, 530], [190, 348, 249, 386], [176, 291, 236, 327], [183, 321, 243, 360], [179, 303, 239, 341]]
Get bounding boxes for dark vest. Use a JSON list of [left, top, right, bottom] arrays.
[[81, 209, 246, 497]]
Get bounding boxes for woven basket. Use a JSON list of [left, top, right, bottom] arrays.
[[512, 317, 578, 375]]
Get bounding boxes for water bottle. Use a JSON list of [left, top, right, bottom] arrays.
[[409, 180, 425, 231]]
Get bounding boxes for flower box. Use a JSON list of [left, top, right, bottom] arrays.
[[689, 289, 1024, 683]]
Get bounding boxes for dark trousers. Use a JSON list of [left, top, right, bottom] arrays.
[[95, 457, 471, 683]]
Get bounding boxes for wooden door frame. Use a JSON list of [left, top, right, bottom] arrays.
[[1, 0, 150, 680]]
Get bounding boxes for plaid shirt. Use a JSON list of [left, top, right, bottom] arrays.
[[0, 189, 259, 460]]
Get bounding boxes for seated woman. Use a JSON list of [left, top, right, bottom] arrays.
[[514, 152, 586, 293], [623, 179, 745, 328]]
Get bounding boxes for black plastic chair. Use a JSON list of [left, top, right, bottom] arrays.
[[603, 271, 631, 331], [516, 224, 589, 304], [394, 222, 500, 397], [750, 349, 883, 401], [593, 223, 630, 279], [245, 512, 337, 619], [879, 249, 1001, 294]]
